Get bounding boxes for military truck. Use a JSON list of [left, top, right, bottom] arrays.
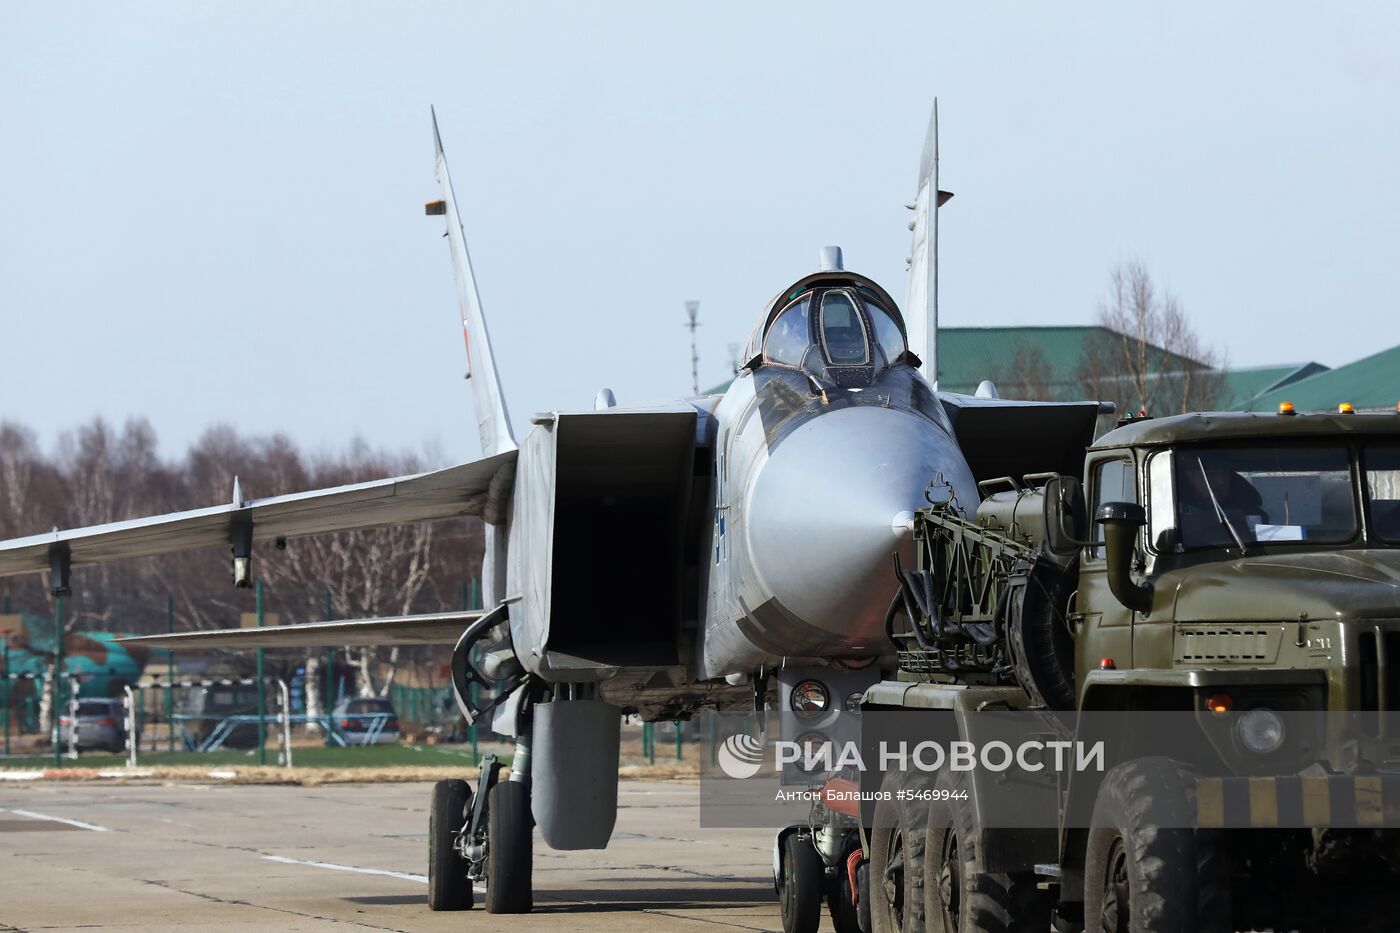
[[831, 407, 1400, 933]]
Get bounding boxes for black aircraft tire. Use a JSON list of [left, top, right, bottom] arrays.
[[484, 779, 533, 914], [870, 771, 927, 933], [827, 849, 863, 933], [924, 773, 1047, 933], [1083, 758, 1231, 933], [779, 833, 823, 933], [427, 779, 473, 911]]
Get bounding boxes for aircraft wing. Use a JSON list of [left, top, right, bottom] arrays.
[[0, 450, 516, 579], [119, 610, 483, 649]]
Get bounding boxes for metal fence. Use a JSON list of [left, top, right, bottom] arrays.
[[0, 673, 367, 768]]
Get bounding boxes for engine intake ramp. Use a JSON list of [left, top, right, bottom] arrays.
[[509, 409, 698, 680]]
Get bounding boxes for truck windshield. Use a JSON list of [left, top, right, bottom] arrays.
[[1364, 443, 1400, 542], [1152, 445, 1356, 551]]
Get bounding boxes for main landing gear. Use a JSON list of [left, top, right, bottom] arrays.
[[427, 752, 535, 914]]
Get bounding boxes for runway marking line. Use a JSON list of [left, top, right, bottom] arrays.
[[4, 808, 110, 832], [262, 854, 428, 884]]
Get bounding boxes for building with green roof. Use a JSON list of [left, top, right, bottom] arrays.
[[1218, 362, 1329, 410], [1253, 344, 1400, 413], [934, 326, 1105, 398], [705, 324, 1346, 414]]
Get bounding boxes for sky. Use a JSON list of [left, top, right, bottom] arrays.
[[3, 2, 1398, 466]]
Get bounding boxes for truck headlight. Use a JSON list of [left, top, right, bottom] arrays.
[[790, 680, 829, 714], [1237, 709, 1285, 754]]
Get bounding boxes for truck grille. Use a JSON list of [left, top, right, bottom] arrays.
[[1174, 626, 1281, 664], [1357, 628, 1400, 735]]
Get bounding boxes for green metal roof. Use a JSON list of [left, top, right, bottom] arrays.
[[1218, 362, 1329, 410], [935, 326, 1102, 396], [1253, 344, 1400, 413], [705, 325, 1191, 398], [703, 323, 1350, 412]]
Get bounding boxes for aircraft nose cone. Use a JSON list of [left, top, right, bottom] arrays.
[[744, 405, 975, 653]]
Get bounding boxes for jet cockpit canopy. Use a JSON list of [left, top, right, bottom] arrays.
[[743, 270, 914, 388]]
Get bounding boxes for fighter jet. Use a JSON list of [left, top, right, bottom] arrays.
[[0, 102, 1103, 915]]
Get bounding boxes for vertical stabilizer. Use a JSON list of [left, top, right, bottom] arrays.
[[431, 109, 517, 457], [904, 100, 953, 387]]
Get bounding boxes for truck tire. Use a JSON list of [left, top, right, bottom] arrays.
[[427, 779, 473, 910], [870, 771, 927, 933], [925, 773, 1047, 932], [1083, 758, 1230, 933], [1007, 560, 1077, 711], [778, 832, 823, 933], [484, 779, 533, 914]]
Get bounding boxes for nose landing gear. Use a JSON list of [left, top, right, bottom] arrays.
[[775, 802, 868, 933]]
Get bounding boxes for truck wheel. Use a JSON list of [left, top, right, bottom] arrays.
[[924, 773, 1047, 933], [427, 779, 473, 910], [870, 772, 927, 933], [484, 780, 533, 914], [1083, 758, 1230, 933], [1007, 562, 1077, 711], [779, 833, 823, 933]]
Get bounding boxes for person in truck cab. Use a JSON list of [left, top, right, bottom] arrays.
[[1177, 452, 1267, 547]]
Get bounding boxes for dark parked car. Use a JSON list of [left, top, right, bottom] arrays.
[[180, 684, 261, 749], [331, 697, 400, 745]]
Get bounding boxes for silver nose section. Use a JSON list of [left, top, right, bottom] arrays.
[[744, 406, 975, 651]]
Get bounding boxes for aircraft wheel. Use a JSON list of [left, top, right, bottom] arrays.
[[427, 779, 473, 910], [778, 832, 823, 933], [870, 771, 927, 933], [484, 779, 533, 913], [827, 844, 864, 933]]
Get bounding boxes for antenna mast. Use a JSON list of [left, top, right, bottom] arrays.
[[685, 301, 701, 395]]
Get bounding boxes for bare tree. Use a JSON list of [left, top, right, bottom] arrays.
[[1078, 259, 1224, 418], [0, 420, 485, 730], [986, 339, 1055, 401]]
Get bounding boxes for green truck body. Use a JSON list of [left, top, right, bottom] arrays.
[[859, 409, 1400, 932]]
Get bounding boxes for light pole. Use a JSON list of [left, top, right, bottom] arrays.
[[166, 593, 175, 753], [324, 589, 337, 748], [255, 581, 267, 766], [2, 632, 9, 758], [51, 592, 63, 768]]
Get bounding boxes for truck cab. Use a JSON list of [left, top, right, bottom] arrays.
[[1078, 409, 1400, 720], [849, 406, 1400, 933]]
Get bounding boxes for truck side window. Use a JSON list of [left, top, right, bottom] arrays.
[[1363, 443, 1400, 543], [1090, 458, 1135, 559], [1147, 450, 1178, 552]]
